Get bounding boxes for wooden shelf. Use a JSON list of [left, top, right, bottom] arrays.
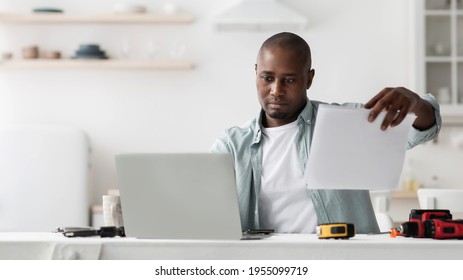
[[0, 13, 194, 24], [392, 190, 417, 199], [0, 59, 194, 70]]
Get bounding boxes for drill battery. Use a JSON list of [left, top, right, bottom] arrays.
[[409, 209, 452, 222]]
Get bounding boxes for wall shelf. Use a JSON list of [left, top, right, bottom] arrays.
[[0, 12, 195, 71], [392, 190, 417, 199], [0, 13, 194, 24], [0, 59, 194, 70]]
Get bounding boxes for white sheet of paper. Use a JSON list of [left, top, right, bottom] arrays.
[[304, 104, 416, 190]]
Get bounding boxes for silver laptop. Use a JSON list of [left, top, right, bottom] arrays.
[[115, 153, 247, 240]]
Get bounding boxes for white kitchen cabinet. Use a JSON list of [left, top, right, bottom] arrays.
[[416, 0, 463, 118]]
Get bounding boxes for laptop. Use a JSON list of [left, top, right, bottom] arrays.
[[115, 153, 265, 240]]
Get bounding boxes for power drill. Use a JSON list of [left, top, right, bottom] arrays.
[[397, 209, 463, 239], [390, 209, 452, 238], [402, 209, 452, 238]]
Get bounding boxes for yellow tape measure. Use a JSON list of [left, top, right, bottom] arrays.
[[316, 223, 356, 239]]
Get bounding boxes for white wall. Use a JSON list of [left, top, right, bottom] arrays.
[[0, 0, 462, 207]]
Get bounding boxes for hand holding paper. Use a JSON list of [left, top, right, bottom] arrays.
[[304, 104, 416, 190]]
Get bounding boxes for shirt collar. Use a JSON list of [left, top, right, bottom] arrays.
[[298, 98, 313, 125]]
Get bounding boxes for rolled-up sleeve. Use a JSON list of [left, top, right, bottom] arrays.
[[210, 130, 231, 154], [407, 93, 442, 149]]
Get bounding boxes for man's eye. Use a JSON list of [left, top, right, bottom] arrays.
[[284, 78, 295, 84], [261, 76, 274, 82]]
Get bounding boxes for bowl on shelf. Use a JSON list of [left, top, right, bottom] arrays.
[[43, 51, 61, 59], [32, 7, 64, 13], [72, 44, 108, 59], [2, 52, 13, 60], [22, 45, 39, 59]]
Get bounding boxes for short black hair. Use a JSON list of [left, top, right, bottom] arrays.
[[259, 32, 312, 69]]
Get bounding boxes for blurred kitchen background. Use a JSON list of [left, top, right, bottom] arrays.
[[0, 0, 462, 228]]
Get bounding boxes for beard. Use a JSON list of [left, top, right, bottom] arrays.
[[266, 109, 289, 119]]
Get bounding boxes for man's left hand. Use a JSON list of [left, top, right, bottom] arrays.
[[364, 87, 434, 131]]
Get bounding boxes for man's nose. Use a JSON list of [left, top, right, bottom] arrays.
[[270, 81, 284, 96]]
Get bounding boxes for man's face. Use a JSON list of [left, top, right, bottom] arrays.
[[255, 47, 314, 128]]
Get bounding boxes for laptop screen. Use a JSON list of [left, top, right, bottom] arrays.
[[115, 153, 243, 240]]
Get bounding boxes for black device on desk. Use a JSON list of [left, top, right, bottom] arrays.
[[58, 226, 126, 238], [245, 229, 274, 235]]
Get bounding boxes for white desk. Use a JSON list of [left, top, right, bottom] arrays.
[[0, 232, 462, 260]]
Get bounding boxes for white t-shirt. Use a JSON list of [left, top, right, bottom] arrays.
[[259, 120, 318, 233]]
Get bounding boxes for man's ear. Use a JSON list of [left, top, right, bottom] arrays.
[[254, 64, 257, 72], [306, 69, 315, 89]]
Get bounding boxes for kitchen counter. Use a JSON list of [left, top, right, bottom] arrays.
[[0, 232, 462, 260]]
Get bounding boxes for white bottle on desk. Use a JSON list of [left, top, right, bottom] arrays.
[[401, 158, 420, 192]]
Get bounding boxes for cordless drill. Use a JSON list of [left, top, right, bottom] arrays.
[[401, 209, 452, 238], [390, 209, 451, 238], [397, 209, 463, 239]]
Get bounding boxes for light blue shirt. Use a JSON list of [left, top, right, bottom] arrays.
[[211, 94, 441, 234]]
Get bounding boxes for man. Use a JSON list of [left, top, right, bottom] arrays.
[[210, 32, 441, 234]]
